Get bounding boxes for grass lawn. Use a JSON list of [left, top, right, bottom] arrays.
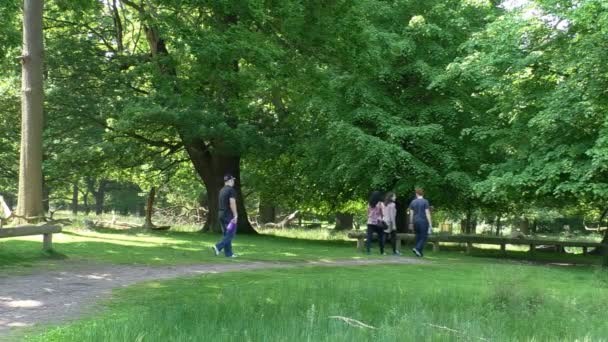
[[1, 222, 604, 273], [22, 259, 608, 341], [0, 225, 364, 274]]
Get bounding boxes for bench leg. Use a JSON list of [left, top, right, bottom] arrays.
[[356, 238, 364, 252], [529, 244, 535, 254], [583, 247, 588, 255], [395, 238, 401, 252], [500, 244, 506, 255], [466, 242, 472, 254], [43, 233, 52, 251], [432, 242, 439, 252]]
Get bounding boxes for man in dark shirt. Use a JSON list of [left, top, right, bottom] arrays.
[[212, 174, 238, 258], [409, 188, 433, 257]]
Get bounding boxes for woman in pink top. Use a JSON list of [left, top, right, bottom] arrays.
[[366, 191, 386, 255], [383, 192, 400, 255]]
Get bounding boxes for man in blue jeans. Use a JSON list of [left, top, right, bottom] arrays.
[[212, 174, 238, 258], [409, 188, 433, 257]]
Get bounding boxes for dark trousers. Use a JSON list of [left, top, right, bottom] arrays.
[[215, 213, 236, 257], [388, 230, 398, 253], [366, 224, 385, 254], [414, 220, 429, 253]]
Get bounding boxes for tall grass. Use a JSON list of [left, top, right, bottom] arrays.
[[25, 263, 608, 341]]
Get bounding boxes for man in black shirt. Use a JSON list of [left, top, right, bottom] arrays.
[[212, 174, 238, 257]]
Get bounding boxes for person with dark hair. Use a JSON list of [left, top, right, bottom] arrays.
[[366, 191, 386, 255], [383, 191, 400, 255], [212, 174, 239, 258], [409, 188, 432, 257]]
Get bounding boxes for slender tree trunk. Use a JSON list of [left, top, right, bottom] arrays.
[[259, 197, 276, 224], [71, 182, 78, 215], [87, 178, 108, 215], [495, 215, 502, 236], [335, 212, 353, 230], [463, 209, 473, 234], [184, 143, 255, 234], [143, 186, 156, 228], [16, 0, 45, 223], [395, 197, 407, 233], [83, 191, 90, 214], [520, 217, 530, 234]]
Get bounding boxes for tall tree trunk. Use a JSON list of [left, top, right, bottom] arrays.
[[94, 184, 106, 215], [83, 191, 90, 214], [42, 179, 49, 212], [143, 186, 156, 228], [520, 217, 529, 234], [16, 0, 44, 223], [259, 199, 276, 224], [395, 197, 407, 233], [467, 209, 477, 234], [495, 215, 502, 236], [335, 212, 353, 230], [71, 182, 78, 215], [87, 178, 108, 215], [185, 144, 255, 234]]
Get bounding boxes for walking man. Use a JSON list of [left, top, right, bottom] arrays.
[[212, 174, 238, 258], [409, 188, 432, 257]]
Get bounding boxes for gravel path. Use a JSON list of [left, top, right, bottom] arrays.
[[0, 257, 425, 340]]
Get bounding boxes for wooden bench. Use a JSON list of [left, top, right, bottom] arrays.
[[347, 231, 605, 255], [0, 225, 62, 251]]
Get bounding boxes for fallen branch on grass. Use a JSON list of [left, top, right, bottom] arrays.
[[329, 316, 376, 329], [425, 323, 489, 341]]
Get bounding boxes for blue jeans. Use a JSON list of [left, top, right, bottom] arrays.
[[215, 215, 236, 257], [414, 220, 429, 253], [366, 224, 385, 254]]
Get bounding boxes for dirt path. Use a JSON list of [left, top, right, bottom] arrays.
[[0, 257, 424, 340]]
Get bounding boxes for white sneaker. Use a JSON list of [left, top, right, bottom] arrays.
[[228, 254, 238, 258], [211, 246, 219, 256], [412, 248, 422, 257]]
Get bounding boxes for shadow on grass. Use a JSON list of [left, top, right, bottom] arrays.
[[0, 240, 68, 271], [66, 226, 354, 249], [431, 244, 602, 267]]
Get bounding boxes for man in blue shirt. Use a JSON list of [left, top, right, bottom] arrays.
[[409, 188, 433, 257]]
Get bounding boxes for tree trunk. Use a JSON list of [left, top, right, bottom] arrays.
[[87, 178, 108, 215], [94, 181, 107, 215], [16, 0, 45, 223], [184, 144, 255, 234], [143, 186, 156, 228], [71, 182, 78, 215], [462, 209, 474, 234], [395, 197, 407, 233], [259, 199, 276, 224], [42, 179, 49, 213], [520, 217, 530, 234], [335, 212, 353, 230], [83, 191, 90, 214], [495, 215, 502, 236]]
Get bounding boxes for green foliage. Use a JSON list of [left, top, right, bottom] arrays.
[[452, 0, 608, 208]]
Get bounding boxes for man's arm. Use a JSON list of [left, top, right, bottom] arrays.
[[408, 209, 414, 230], [425, 208, 432, 229], [229, 197, 238, 222]]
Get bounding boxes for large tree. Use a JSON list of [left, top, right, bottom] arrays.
[[16, 0, 45, 222]]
